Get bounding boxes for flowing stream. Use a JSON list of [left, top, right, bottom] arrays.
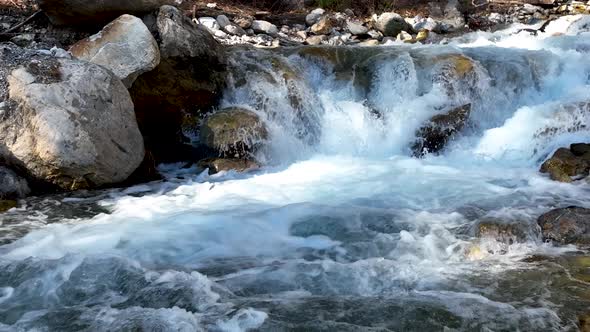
[[1, 24, 590, 331]]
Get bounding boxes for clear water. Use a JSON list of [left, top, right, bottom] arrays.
[[1, 26, 590, 331]]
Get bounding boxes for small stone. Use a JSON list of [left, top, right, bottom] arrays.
[[347, 20, 368, 35], [538, 206, 590, 246], [306, 8, 325, 26], [311, 16, 333, 35], [306, 34, 327, 45], [415, 29, 429, 42], [251, 20, 278, 36], [216, 15, 231, 28], [198, 17, 220, 31], [206, 2, 217, 8], [234, 16, 253, 29], [396, 30, 413, 42], [10, 34, 34, 47], [224, 24, 246, 36]]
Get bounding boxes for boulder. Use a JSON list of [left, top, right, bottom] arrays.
[[200, 107, 268, 159], [540, 147, 589, 182], [1, 58, 145, 190], [197, 158, 260, 175], [251, 20, 279, 36], [412, 104, 471, 156], [538, 206, 590, 246], [311, 17, 334, 35], [129, 5, 226, 163], [38, 0, 175, 27], [372, 12, 413, 37], [0, 166, 30, 199], [70, 14, 160, 88]]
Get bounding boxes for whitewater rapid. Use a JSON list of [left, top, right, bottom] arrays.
[[1, 25, 590, 331]]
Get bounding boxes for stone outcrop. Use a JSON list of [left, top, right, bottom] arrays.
[[70, 14, 160, 88], [0, 57, 145, 190], [129, 5, 226, 163]]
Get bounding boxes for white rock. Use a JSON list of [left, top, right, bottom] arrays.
[[69, 14, 160, 88], [413, 17, 439, 31], [306, 34, 326, 45], [544, 14, 590, 35], [198, 17, 219, 31], [206, 2, 217, 8]]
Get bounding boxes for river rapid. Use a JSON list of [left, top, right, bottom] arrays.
[[1, 22, 590, 331]]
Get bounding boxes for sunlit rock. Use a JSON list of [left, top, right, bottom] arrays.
[[1, 58, 144, 190], [70, 14, 160, 88], [372, 12, 413, 37], [540, 147, 589, 182]]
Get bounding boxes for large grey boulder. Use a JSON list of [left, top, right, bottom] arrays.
[[0, 166, 30, 199], [372, 12, 413, 37], [129, 5, 226, 163], [70, 14, 160, 88], [1, 58, 145, 190], [39, 0, 176, 26]]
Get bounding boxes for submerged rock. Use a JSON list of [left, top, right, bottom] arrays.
[[70, 14, 160, 88], [39, 0, 175, 26], [540, 147, 589, 182], [197, 158, 260, 175], [538, 206, 590, 246], [412, 104, 471, 156], [129, 5, 226, 163], [0, 58, 144, 190], [0, 167, 30, 199], [473, 218, 536, 245], [200, 108, 268, 159]]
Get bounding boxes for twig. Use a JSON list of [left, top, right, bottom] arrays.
[[2, 9, 42, 34]]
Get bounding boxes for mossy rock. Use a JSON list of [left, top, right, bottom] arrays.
[[0, 200, 17, 213]]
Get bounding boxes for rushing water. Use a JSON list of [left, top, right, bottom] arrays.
[[1, 23, 590, 331]]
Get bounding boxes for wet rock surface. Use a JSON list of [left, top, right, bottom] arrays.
[[412, 104, 471, 156], [200, 107, 268, 159], [540, 145, 590, 182], [129, 5, 226, 163], [0, 166, 30, 199], [538, 206, 590, 246], [197, 158, 260, 175]]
